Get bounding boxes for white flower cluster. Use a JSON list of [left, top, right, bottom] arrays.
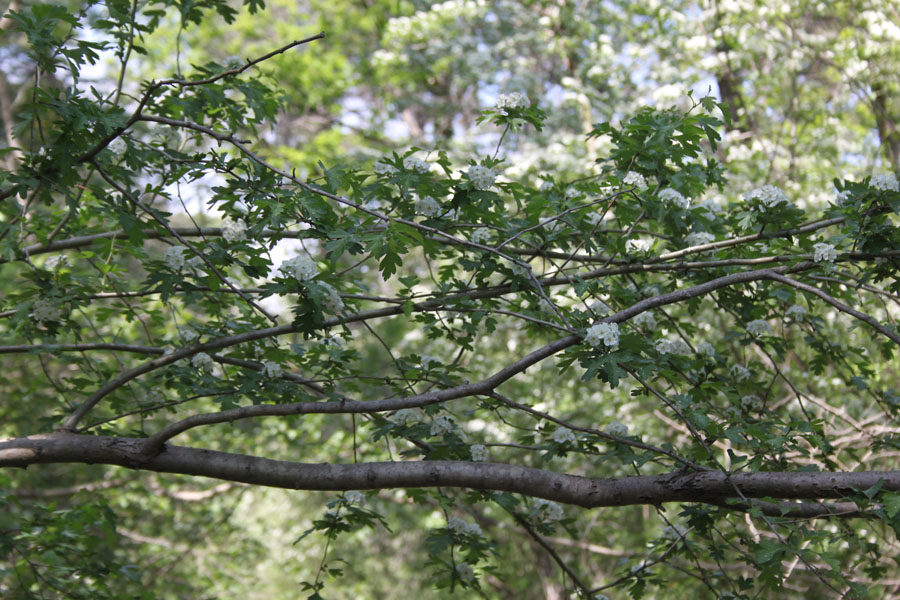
[[745, 319, 771, 336], [222, 218, 247, 243], [632, 311, 656, 329], [540, 216, 563, 234], [469, 227, 492, 245], [785, 304, 807, 319], [191, 352, 215, 373], [539, 180, 554, 192], [685, 231, 715, 247], [834, 189, 852, 205], [430, 414, 456, 437], [344, 491, 366, 506], [262, 360, 283, 378], [812, 242, 838, 263], [697, 341, 716, 357], [415, 195, 441, 217], [564, 187, 581, 199], [533, 499, 564, 522], [729, 364, 751, 381], [280, 254, 317, 280], [869, 173, 899, 192], [107, 137, 127, 159], [588, 301, 611, 316], [403, 156, 430, 173], [655, 338, 691, 356], [393, 408, 423, 425], [622, 171, 647, 188], [605, 420, 628, 437], [551, 426, 576, 445], [697, 197, 722, 219], [470, 444, 488, 461], [625, 238, 651, 254], [179, 327, 199, 343], [587, 211, 605, 226], [468, 165, 497, 190], [495, 91, 529, 111], [662, 524, 687, 540], [44, 255, 70, 270], [319, 282, 344, 313], [421, 354, 441, 370], [373, 160, 398, 176], [455, 562, 475, 583], [448, 516, 482, 536], [165, 246, 188, 271], [31, 299, 62, 323], [584, 322, 620, 348], [743, 184, 790, 207], [658, 188, 689, 209], [740, 394, 763, 412]]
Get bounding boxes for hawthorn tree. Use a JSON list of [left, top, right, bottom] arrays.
[[2, 0, 900, 598]]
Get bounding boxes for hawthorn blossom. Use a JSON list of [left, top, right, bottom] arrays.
[[625, 238, 651, 253], [869, 173, 899, 192], [605, 420, 629, 437], [655, 338, 691, 356], [685, 231, 715, 247], [697, 341, 716, 357], [584, 322, 620, 348], [279, 254, 318, 280], [564, 187, 581, 199], [632, 311, 656, 329], [470, 444, 488, 461], [262, 360, 283, 378], [178, 327, 199, 343], [745, 319, 771, 335], [495, 91, 529, 111], [662, 524, 687, 540], [393, 408, 422, 425], [588, 301, 611, 316], [469, 227, 492, 245], [222, 218, 247, 243], [658, 188, 689, 209], [551, 426, 576, 445], [740, 394, 763, 412], [319, 282, 344, 313], [467, 165, 497, 190], [430, 415, 456, 437], [44, 255, 70, 270], [344, 491, 366, 506], [539, 180, 554, 192], [373, 160, 398, 176], [622, 171, 647, 188], [403, 156, 430, 173], [415, 195, 441, 217], [421, 354, 441, 370], [455, 563, 475, 583], [164, 246, 188, 271], [786, 304, 807, 319], [191, 352, 215, 373], [743, 184, 790, 207], [812, 242, 838, 263], [534, 499, 564, 522], [31, 299, 61, 323], [448, 517, 482, 536], [834, 189, 852, 205], [729, 364, 751, 381]]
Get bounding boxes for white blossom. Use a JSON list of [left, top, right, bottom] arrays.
[[470, 444, 488, 461], [625, 238, 651, 254], [279, 254, 318, 280], [743, 184, 790, 207], [495, 91, 529, 111], [584, 322, 620, 348], [658, 187, 689, 209], [31, 299, 62, 323], [588, 301, 611, 316], [455, 562, 475, 583], [421, 354, 441, 370], [107, 137, 127, 158], [222, 218, 247, 243], [318, 282, 344, 313], [468, 165, 497, 190], [564, 187, 581, 199], [448, 517, 482, 536], [834, 189, 852, 205], [697, 197, 722, 218], [262, 360, 283, 378], [344, 491, 366, 506], [534, 499, 564, 522], [632, 311, 656, 329], [588, 211, 605, 226], [655, 338, 691, 356], [164, 246, 188, 271], [469, 227, 493, 245], [662, 524, 687, 540], [539, 180, 554, 192], [622, 171, 647, 188], [44, 255, 70, 270], [740, 394, 763, 412], [812, 242, 838, 263], [373, 160, 398, 176], [551, 426, 576, 445], [393, 408, 423, 425], [605, 420, 629, 437], [685, 231, 716, 247], [786, 304, 807, 319], [540, 216, 563, 234], [403, 156, 430, 173], [178, 327, 199, 343], [415, 195, 441, 217], [430, 415, 456, 437], [697, 341, 716, 357], [745, 319, 771, 335], [869, 173, 899, 192], [729, 364, 751, 382], [191, 352, 215, 373]]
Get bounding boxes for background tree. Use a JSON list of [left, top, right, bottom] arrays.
[[2, 0, 900, 599]]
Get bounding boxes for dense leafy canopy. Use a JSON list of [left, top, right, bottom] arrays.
[[2, 0, 900, 598]]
